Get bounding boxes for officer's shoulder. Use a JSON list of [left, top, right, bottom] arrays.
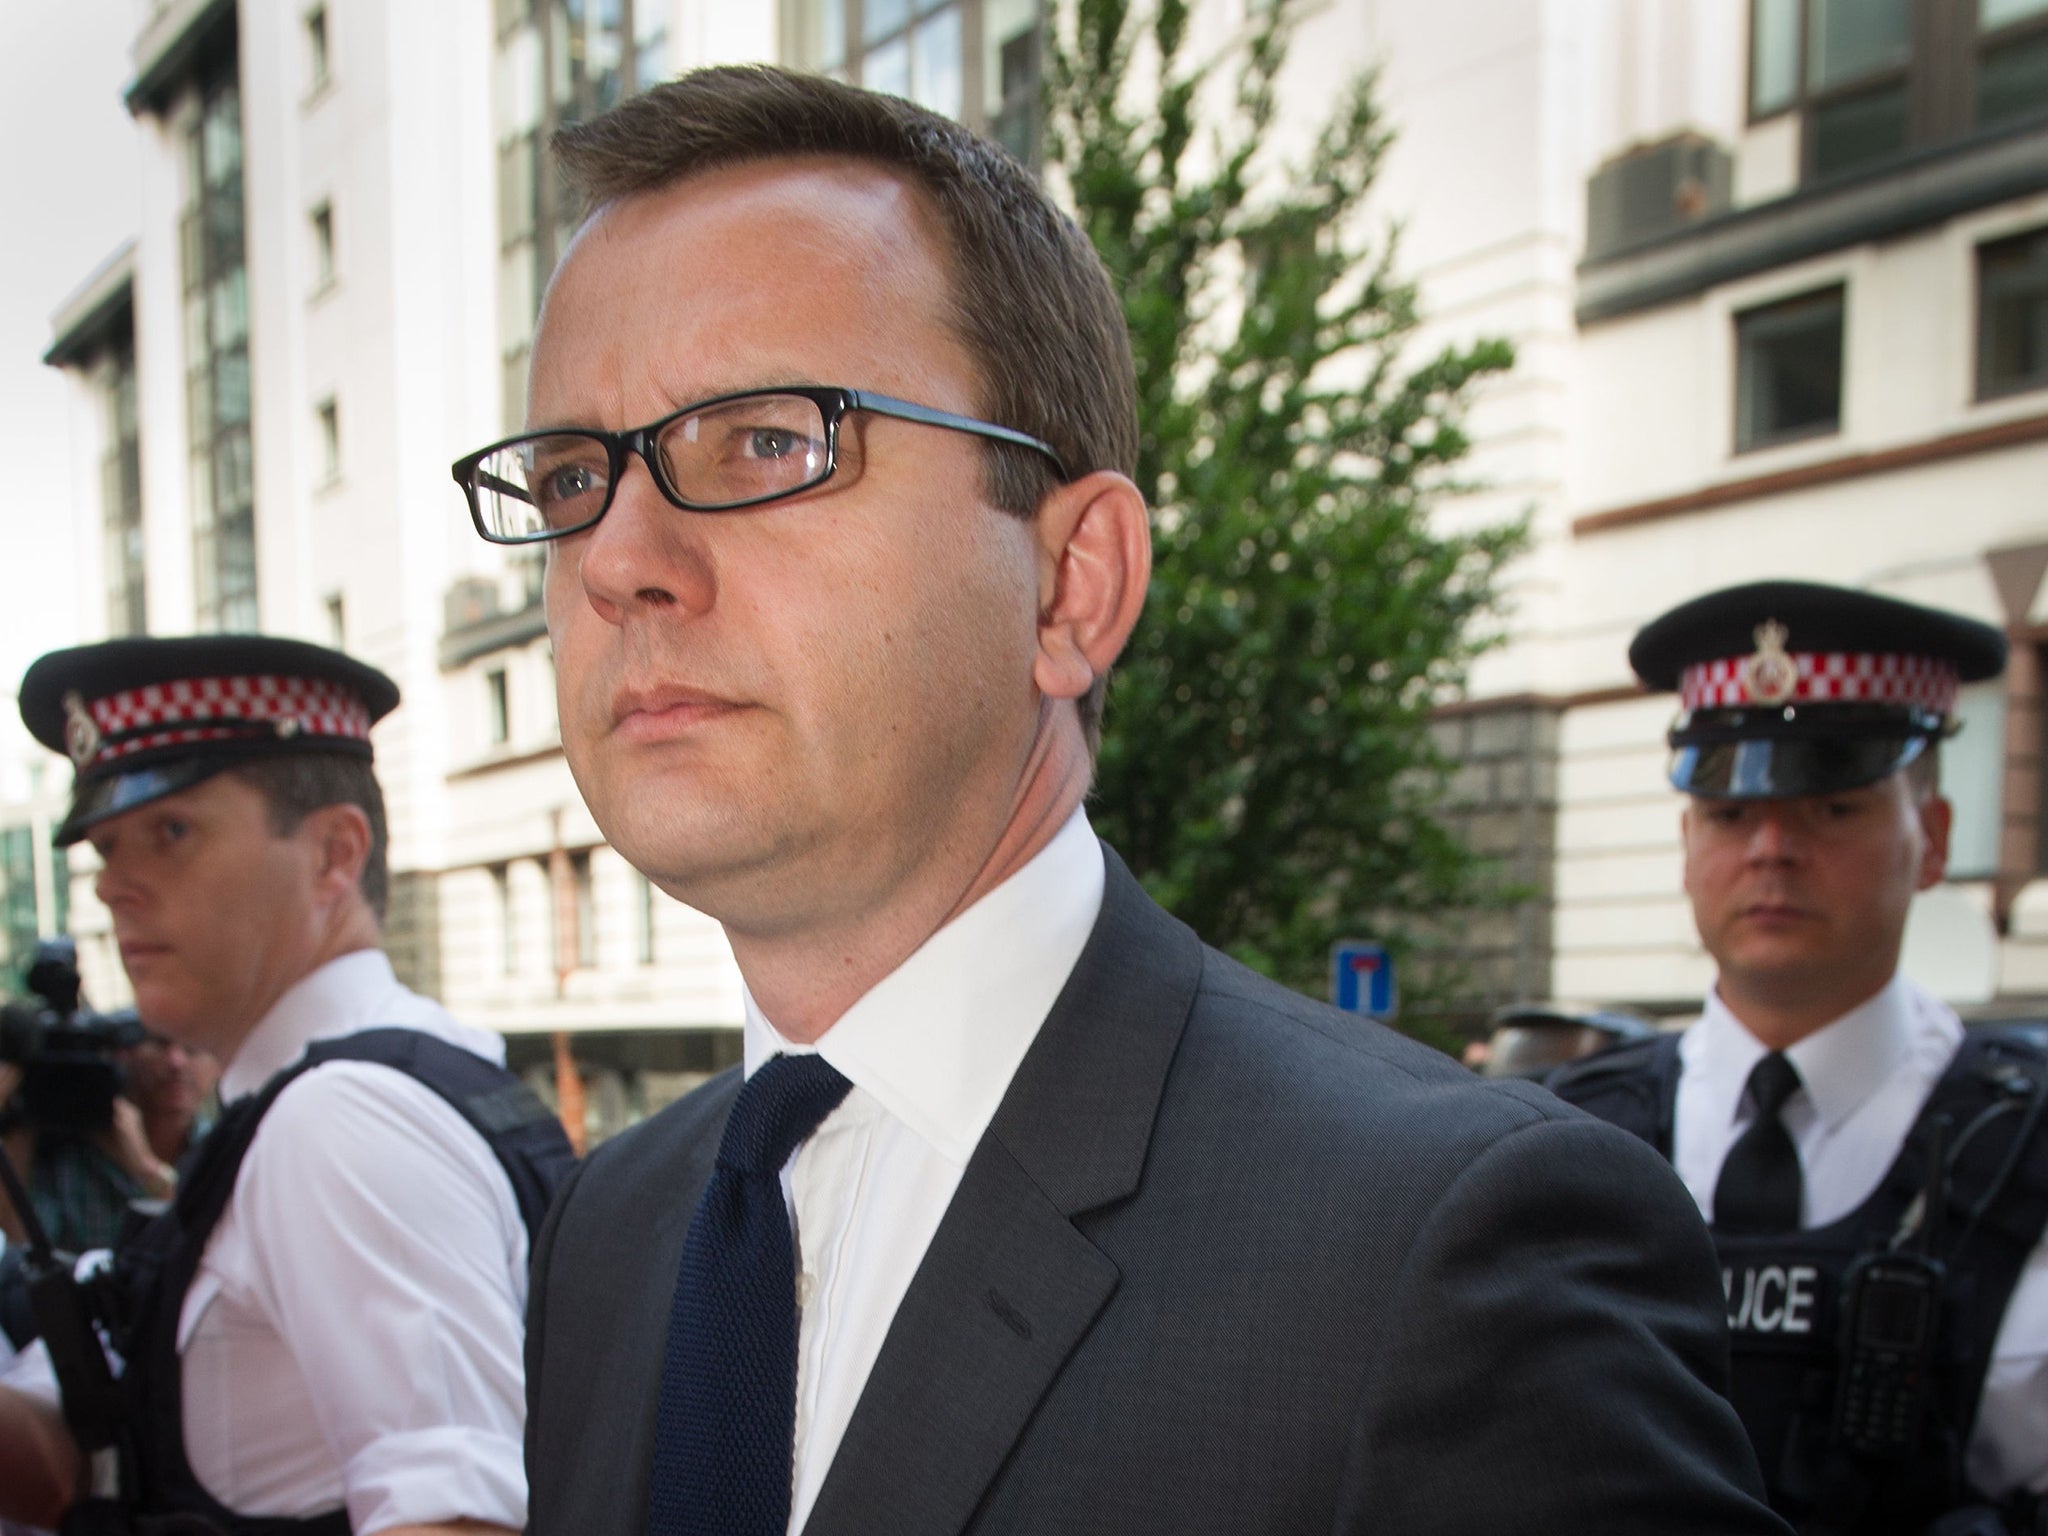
[[257, 1053, 504, 1162], [1960, 1019, 2048, 1063], [1546, 1032, 1680, 1095]]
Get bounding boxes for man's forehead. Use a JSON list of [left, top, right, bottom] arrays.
[[552, 155, 947, 314], [530, 156, 968, 421], [600, 153, 928, 233]]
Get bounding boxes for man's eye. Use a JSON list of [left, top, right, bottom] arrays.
[[157, 817, 191, 847], [541, 464, 601, 502], [742, 428, 806, 461]]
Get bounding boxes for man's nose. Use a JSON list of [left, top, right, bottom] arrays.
[[95, 853, 141, 910], [569, 457, 717, 624], [1744, 806, 1804, 861]]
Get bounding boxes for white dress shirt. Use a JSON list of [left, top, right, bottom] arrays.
[[743, 807, 1105, 1535], [9, 949, 530, 1534], [1677, 974, 2048, 1497]]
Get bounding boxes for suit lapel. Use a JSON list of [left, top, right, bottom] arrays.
[[802, 847, 1205, 1536]]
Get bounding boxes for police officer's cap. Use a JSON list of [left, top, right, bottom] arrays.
[[1629, 580, 2005, 799], [19, 634, 400, 846], [1480, 1003, 1656, 1080]]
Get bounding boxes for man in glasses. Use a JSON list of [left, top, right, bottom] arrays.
[[486, 66, 1783, 1536], [1552, 582, 2047, 1534]]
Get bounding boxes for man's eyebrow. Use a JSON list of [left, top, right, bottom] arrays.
[[522, 378, 831, 436]]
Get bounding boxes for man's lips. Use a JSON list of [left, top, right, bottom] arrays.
[[609, 684, 746, 741], [119, 940, 172, 968], [1736, 901, 1813, 925]]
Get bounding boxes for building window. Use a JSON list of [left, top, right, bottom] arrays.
[[0, 832, 63, 989], [99, 339, 146, 637], [326, 591, 346, 645], [310, 201, 335, 290], [782, 0, 1041, 143], [1980, 0, 2048, 125], [1748, 0, 2048, 180], [572, 851, 597, 969], [493, 1, 666, 432], [987, 8, 1041, 162], [486, 667, 510, 745], [316, 397, 341, 483], [1734, 285, 1845, 453], [635, 873, 657, 965], [182, 67, 256, 632], [1979, 226, 2048, 397], [306, 6, 330, 92], [492, 863, 515, 976]]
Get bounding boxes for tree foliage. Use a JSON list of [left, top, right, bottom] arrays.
[[1047, 0, 1528, 1010]]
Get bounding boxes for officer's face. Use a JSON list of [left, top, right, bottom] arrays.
[[1681, 772, 1951, 1036], [86, 772, 343, 1058]]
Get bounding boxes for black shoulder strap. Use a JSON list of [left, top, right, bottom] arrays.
[[1544, 1033, 1683, 1157], [1912, 1025, 2048, 1448], [296, 1028, 577, 1239], [168, 1027, 574, 1257]]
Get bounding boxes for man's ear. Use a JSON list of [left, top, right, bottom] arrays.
[[1030, 469, 1151, 704], [1916, 794, 1953, 892], [305, 803, 372, 907]]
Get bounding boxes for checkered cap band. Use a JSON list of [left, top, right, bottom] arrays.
[[1678, 652, 1959, 713], [83, 674, 374, 766]]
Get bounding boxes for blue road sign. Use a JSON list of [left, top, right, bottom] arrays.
[[1330, 941, 1396, 1019]]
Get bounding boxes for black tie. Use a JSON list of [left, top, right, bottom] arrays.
[[1714, 1052, 1804, 1234], [647, 1053, 853, 1536]]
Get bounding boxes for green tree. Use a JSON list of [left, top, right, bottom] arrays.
[[1048, 0, 1527, 1022]]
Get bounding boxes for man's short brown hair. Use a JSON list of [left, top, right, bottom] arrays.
[[230, 755, 390, 923], [550, 65, 1140, 746]]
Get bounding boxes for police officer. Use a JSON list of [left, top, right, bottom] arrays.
[[0, 635, 573, 1535], [1551, 581, 2047, 1535]]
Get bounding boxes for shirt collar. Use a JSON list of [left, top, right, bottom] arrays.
[[743, 806, 1106, 1166], [218, 948, 414, 1101], [1688, 972, 1928, 1133]]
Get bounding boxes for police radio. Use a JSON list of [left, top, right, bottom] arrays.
[[1830, 1115, 1949, 1458], [1831, 1251, 1943, 1455]]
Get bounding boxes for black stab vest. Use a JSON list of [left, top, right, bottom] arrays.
[[97, 1028, 576, 1536], [1549, 1027, 2048, 1535]]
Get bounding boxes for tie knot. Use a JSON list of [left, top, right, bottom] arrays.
[[717, 1053, 853, 1176], [1745, 1052, 1802, 1119]]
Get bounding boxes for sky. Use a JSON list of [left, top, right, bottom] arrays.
[[0, 0, 141, 722]]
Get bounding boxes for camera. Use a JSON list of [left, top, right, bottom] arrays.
[[0, 938, 147, 1136]]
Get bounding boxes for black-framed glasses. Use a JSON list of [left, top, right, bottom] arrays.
[[451, 384, 1071, 545]]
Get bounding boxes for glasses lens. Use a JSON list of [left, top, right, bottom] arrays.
[[656, 393, 830, 508], [472, 434, 613, 540]]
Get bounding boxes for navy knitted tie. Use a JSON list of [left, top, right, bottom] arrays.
[[1714, 1051, 1805, 1235], [647, 1053, 853, 1536]]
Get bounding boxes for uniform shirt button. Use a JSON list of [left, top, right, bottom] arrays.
[[797, 1271, 817, 1309]]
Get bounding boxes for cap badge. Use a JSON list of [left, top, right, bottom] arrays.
[[1740, 620, 1799, 706], [62, 691, 103, 768]]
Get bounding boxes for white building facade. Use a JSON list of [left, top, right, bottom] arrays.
[[26, 0, 2048, 1108]]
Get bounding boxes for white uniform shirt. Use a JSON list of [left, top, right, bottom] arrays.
[[1676, 975, 2048, 1497], [744, 807, 1105, 1535], [9, 949, 531, 1534]]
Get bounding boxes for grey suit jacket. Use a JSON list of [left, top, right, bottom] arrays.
[[525, 850, 1786, 1535]]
